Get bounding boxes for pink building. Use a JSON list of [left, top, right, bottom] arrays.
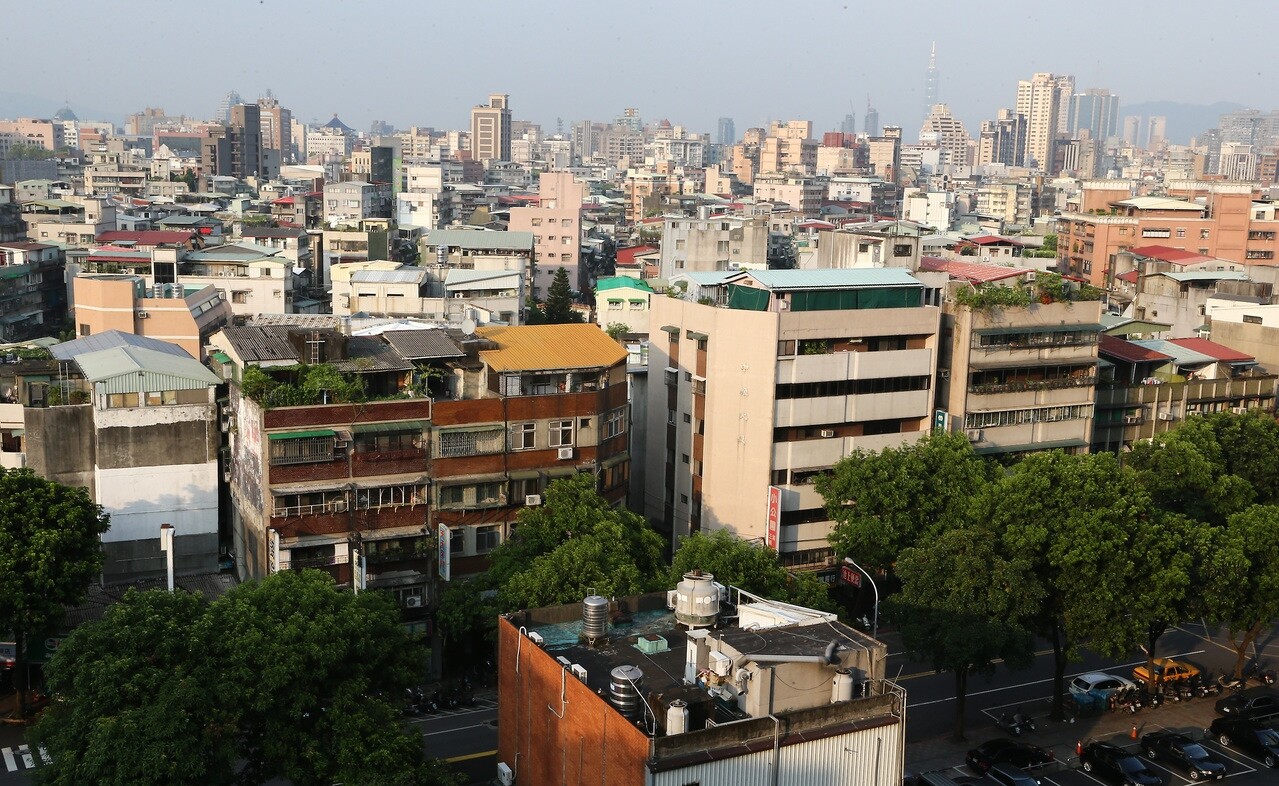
[[508, 172, 585, 298]]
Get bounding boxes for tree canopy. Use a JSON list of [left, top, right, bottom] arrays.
[[542, 267, 583, 324], [669, 529, 834, 612], [33, 571, 458, 786], [0, 468, 109, 718]]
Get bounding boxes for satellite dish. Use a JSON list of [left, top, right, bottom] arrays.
[[460, 318, 477, 335]]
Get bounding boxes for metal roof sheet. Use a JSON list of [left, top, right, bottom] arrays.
[[425, 229, 535, 251], [75, 345, 221, 387], [443, 268, 522, 288], [595, 276, 654, 293], [730, 268, 922, 291], [1160, 271, 1251, 283], [477, 324, 627, 372], [380, 329, 465, 360], [350, 268, 425, 284], [51, 330, 193, 361], [1129, 339, 1218, 367]]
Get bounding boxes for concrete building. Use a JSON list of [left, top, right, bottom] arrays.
[[1015, 73, 1068, 171], [977, 109, 1027, 168], [752, 172, 823, 217], [594, 276, 653, 339], [0, 241, 68, 341], [8, 332, 223, 583], [497, 579, 903, 786], [422, 228, 535, 303], [0, 118, 65, 151], [72, 277, 231, 358], [324, 180, 391, 224], [1068, 88, 1120, 141], [919, 104, 970, 166], [758, 120, 816, 175], [646, 269, 939, 567], [470, 94, 512, 163], [329, 261, 522, 324], [508, 172, 586, 296]]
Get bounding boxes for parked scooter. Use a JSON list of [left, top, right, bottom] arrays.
[[996, 708, 1036, 737], [1244, 659, 1277, 686]]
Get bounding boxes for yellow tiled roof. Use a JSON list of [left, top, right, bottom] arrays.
[[477, 324, 627, 372]]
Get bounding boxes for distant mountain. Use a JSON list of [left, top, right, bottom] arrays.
[[1120, 101, 1250, 145]]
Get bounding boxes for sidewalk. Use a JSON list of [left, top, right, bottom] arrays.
[[906, 693, 1219, 777]]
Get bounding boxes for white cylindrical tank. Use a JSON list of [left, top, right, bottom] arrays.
[[674, 570, 720, 628], [665, 699, 688, 735], [832, 669, 855, 703]]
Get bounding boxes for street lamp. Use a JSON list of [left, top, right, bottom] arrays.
[[159, 523, 175, 592], [842, 556, 878, 640]]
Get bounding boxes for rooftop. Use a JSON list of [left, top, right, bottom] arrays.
[[1127, 245, 1215, 264], [74, 345, 221, 387], [97, 230, 196, 246], [1128, 339, 1223, 368], [1158, 270, 1251, 284], [477, 324, 627, 373], [728, 268, 923, 292], [350, 267, 425, 285], [919, 256, 1029, 284], [425, 228, 535, 251], [1098, 334, 1173, 364], [51, 330, 193, 362], [596, 276, 654, 293], [1165, 337, 1256, 364], [379, 329, 466, 361], [1113, 196, 1206, 212]]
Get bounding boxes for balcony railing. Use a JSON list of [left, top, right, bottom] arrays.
[[279, 553, 350, 570], [969, 375, 1097, 395], [272, 502, 345, 518]]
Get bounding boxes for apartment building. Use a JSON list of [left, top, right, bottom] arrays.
[[470, 94, 512, 163], [422, 228, 534, 302], [497, 579, 903, 786], [752, 172, 823, 217], [72, 277, 231, 358], [0, 240, 68, 341], [807, 220, 927, 272], [508, 172, 586, 295], [657, 213, 769, 279], [1015, 72, 1070, 171], [214, 322, 628, 600], [936, 285, 1103, 457], [323, 180, 391, 223], [594, 276, 653, 339], [329, 260, 522, 324], [646, 269, 939, 568], [758, 119, 817, 175]]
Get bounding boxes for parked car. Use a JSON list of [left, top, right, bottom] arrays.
[[980, 762, 1041, 786], [1069, 672, 1136, 699], [1208, 716, 1279, 767], [1216, 687, 1279, 721], [1140, 731, 1227, 781], [1133, 658, 1200, 686], [966, 738, 1055, 775], [1080, 741, 1164, 785]]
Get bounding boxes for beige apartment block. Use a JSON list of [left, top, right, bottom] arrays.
[[470, 93, 511, 163], [508, 172, 585, 295], [73, 275, 231, 358], [646, 269, 939, 569]]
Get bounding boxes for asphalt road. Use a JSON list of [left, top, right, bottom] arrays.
[[413, 697, 499, 784]]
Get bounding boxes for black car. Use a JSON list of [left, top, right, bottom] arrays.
[[980, 763, 1041, 786], [1080, 741, 1164, 786], [1216, 687, 1279, 721], [965, 738, 1055, 774], [1209, 716, 1279, 767], [1140, 731, 1227, 781]]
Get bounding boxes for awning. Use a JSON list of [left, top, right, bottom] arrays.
[[659, 325, 681, 335], [545, 467, 578, 478], [686, 331, 709, 341], [268, 429, 336, 441], [601, 452, 630, 469], [508, 469, 541, 480], [436, 472, 508, 486], [974, 438, 1089, 455], [352, 420, 427, 434], [975, 323, 1101, 336]]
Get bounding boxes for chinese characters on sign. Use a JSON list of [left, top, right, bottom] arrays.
[[765, 486, 781, 550]]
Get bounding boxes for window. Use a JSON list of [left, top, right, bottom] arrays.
[[549, 419, 573, 447], [604, 408, 626, 439], [436, 428, 505, 458], [510, 422, 536, 450], [775, 375, 931, 400], [716, 240, 729, 254], [79, 324, 91, 336], [893, 244, 912, 257], [270, 434, 336, 465], [963, 404, 1093, 429], [449, 527, 465, 554], [1201, 228, 1211, 239], [1243, 315, 1264, 324], [355, 484, 424, 509], [475, 525, 501, 554], [675, 239, 685, 250], [531, 218, 542, 226], [1175, 228, 1186, 238], [1141, 228, 1171, 238], [682, 413, 691, 424], [438, 482, 505, 509], [681, 453, 690, 464], [607, 298, 622, 309], [439, 485, 465, 506]]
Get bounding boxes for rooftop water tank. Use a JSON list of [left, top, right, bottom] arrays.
[[673, 570, 720, 629], [609, 665, 644, 719], [665, 699, 688, 735], [582, 595, 610, 643]]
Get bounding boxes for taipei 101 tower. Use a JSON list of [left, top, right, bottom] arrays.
[[923, 42, 939, 119]]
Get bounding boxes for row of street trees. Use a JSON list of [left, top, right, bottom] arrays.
[[816, 411, 1279, 740]]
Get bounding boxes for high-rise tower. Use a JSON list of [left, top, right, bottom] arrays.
[[864, 98, 880, 137], [923, 42, 939, 120]]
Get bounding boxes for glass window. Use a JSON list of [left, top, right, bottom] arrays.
[[269, 435, 335, 465], [436, 429, 504, 457], [604, 408, 626, 439], [449, 527, 465, 554], [475, 525, 501, 554], [511, 422, 536, 450], [549, 419, 573, 447]]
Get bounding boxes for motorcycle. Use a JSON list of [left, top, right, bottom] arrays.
[[1243, 660, 1277, 686], [1218, 672, 1249, 693], [420, 690, 440, 714], [997, 708, 1035, 737]]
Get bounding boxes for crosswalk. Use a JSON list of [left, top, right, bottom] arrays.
[[2, 745, 49, 773]]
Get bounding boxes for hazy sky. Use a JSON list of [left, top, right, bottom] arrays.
[[2, 0, 1273, 136]]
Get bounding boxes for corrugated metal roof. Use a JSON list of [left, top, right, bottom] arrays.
[[1129, 339, 1218, 367], [732, 268, 922, 291], [1099, 334, 1173, 363], [425, 229, 535, 251], [76, 346, 220, 392], [52, 330, 193, 361], [595, 276, 654, 293], [217, 326, 300, 362], [443, 269, 522, 289], [381, 329, 465, 360], [477, 324, 627, 372], [1166, 337, 1255, 363], [1160, 271, 1251, 283], [350, 268, 425, 284]]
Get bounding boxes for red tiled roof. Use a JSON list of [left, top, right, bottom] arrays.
[[1127, 245, 1213, 264], [1117, 270, 1139, 283], [272, 196, 295, 205], [967, 234, 1023, 246], [1166, 337, 1255, 363], [919, 256, 1029, 284], [616, 245, 659, 265], [0, 240, 53, 251], [96, 230, 194, 246], [1099, 334, 1173, 364]]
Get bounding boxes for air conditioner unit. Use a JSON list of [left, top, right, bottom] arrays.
[[1123, 415, 1141, 424], [222, 468, 231, 483], [1231, 406, 1248, 414], [819, 429, 836, 438], [135, 311, 149, 319], [527, 631, 545, 646], [1157, 412, 1176, 421], [331, 500, 348, 513], [571, 664, 588, 683], [497, 762, 515, 786], [524, 494, 543, 506], [557, 447, 574, 460], [965, 429, 982, 442], [404, 596, 423, 608], [333, 439, 349, 449]]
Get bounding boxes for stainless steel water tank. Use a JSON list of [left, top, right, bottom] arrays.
[[582, 595, 610, 642], [609, 665, 644, 718]]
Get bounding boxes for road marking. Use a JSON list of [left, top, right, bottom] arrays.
[[1203, 738, 1268, 771], [18, 745, 32, 769], [897, 648, 1058, 681], [445, 749, 496, 763], [418, 721, 492, 737], [2, 747, 16, 772]]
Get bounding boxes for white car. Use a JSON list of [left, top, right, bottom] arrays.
[[1069, 671, 1135, 698]]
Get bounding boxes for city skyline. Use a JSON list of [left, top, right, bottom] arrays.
[[2, 0, 1275, 139]]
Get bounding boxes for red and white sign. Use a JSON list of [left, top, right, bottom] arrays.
[[840, 565, 862, 587], [765, 486, 781, 550]]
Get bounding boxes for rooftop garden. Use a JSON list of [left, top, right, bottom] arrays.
[[953, 271, 1104, 311], [240, 363, 443, 408]]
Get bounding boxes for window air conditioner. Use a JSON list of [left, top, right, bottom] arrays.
[[819, 429, 836, 438], [404, 596, 423, 608], [524, 494, 543, 506], [1123, 415, 1141, 425], [1157, 412, 1176, 421], [557, 447, 574, 460], [965, 429, 982, 442], [136, 311, 149, 319]]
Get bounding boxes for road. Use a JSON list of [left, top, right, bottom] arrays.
[[413, 696, 499, 784]]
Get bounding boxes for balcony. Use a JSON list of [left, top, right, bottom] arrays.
[[968, 375, 1097, 395]]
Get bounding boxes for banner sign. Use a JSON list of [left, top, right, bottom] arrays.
[[765, 486, 781, 550]]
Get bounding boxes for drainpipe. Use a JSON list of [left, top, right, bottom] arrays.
[[768, 714, 782, 786]]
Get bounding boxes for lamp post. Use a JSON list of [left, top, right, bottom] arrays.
[[843, 556, 878, 640], [159, 523, 175, 592]]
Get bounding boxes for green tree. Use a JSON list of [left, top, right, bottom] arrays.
[[817, 431, 998, 571], [988, 452, 1155, 720], [1126, 416, 1255, 523], [523, 295, 547, 325], [543, 267, 583, 324], [605, 322, 630, 341], [1215, 505, 1279, 677], [33, 571, 458, 786], [668, 530, 835, 612], [889, 527, 1039, 741], [0, 469, 110, 718]]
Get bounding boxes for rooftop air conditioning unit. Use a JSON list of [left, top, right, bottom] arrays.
[[965, 429, 982, 442], [571, 664, 588, 683], [404, 596, 423, 608], [557, 447, 574, 460], [497, 763, 515, 786], [524, 494, 543, 506], [819, 429, 836, 438]]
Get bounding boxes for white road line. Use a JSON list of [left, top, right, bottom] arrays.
[[1202, 739, 1264, 772], [18, 745, 32, 769], [2, 747, 16, 773], [417, 721, 491, 737], [1074, 767, 1112, 786]]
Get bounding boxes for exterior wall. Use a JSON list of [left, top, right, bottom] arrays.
[[1211, 314, 1279, 372], [658, 215, 769, 279], [595, 285, 651, 337], [508, 172, 585, 296], [1093, 375, 1277, 452]]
